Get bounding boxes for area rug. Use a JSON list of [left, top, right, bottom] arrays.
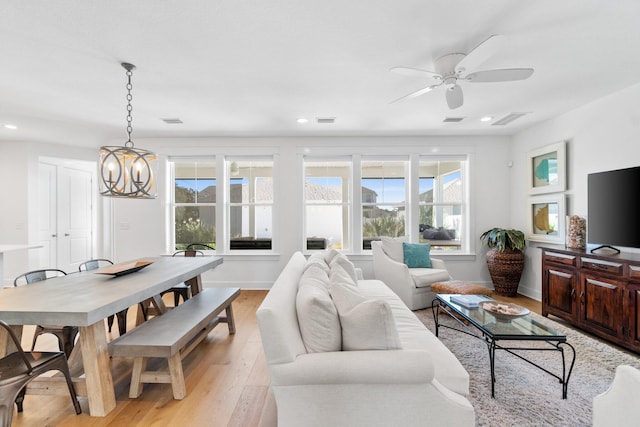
[[414, 308, 640, 427]]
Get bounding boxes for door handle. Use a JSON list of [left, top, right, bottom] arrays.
[[64, 233, 70, 236], [51, 234, 57, 237]]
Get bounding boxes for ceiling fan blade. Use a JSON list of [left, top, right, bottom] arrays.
[[455, 34, 501, 73], [446, 84, 463, 109], [466, 68, 534, 82], [390, 85, 438, 104], [390, 66, 441, 80]]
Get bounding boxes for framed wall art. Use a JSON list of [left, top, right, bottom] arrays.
[[527, 141, 566, 195], [527, 194, 565, 244]]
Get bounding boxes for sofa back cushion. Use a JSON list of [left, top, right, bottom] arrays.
[[299, 264, 330, 289], [330, 254, 359, 284]]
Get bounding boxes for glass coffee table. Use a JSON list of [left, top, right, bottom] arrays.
[[432, 294, 576, 399]]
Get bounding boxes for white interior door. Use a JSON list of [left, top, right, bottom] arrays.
[[37, 163, 57, 267], [38, 160, 94, 273]]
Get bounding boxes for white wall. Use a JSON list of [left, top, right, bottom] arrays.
[[109, 135, 512, 288], [0, 133, 522, 291], [0, 141, 102, 284], [510, 82, 640, 300]]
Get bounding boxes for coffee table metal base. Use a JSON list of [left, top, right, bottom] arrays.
[[432, 298, 576, 399]]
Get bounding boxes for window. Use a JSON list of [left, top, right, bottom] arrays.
[[361, 159, 408, 249], [418, 159, 465, 251], [303, 154, 468, 254], [227, 159, 274, 250], [172, 160, 216, 250], [304, 159, 351, 250]]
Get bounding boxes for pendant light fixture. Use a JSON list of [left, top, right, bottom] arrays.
[[99, 62, 157, 198]]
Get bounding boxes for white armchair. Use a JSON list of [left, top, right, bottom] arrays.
[[371, 240, 452, 310]]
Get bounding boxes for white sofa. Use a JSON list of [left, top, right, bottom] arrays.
[[256, 250, 474, 427], [593, 365, 640, 427], [371, 239, 452, 310]]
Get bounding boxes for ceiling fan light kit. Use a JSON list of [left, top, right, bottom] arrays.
[[391, 35, 534, 109]]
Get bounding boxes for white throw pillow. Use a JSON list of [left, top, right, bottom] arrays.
[[328, 281, 401, 351], [330, 254, 358, 284], [380, 236, 407, 263], [296, 281, 342, 353]]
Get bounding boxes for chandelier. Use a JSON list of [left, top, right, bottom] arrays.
[[99, 62, 157, 198]]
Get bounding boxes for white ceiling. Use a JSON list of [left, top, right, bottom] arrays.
[[2, 1, 640, 147]]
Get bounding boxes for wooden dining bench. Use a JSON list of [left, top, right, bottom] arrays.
[[108, 287, 240, 400]]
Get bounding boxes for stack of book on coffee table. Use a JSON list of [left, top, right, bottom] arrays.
[[450, 294, 492, 309]]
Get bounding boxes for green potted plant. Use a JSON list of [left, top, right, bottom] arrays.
[[480, 228, 526, 297]]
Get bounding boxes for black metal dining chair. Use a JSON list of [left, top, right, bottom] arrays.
[[185, 243, 215, 251], [79, 259, 129, 336], [13, 269, 78, 358], [161, 250, 205, 306], [0, 319, 81, 426]]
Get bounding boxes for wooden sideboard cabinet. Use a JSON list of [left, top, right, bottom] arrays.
[[541, 246, 640, 353]]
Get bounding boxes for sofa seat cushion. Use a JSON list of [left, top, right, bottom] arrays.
[[409, 268, 452, 288], [357, 279, 470, 396]]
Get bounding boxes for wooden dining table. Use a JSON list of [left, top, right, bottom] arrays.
[[0, 255, 223, 417]]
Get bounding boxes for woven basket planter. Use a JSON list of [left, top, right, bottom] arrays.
[[486, 248, 525, 297]]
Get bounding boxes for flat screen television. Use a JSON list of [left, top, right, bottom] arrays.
[[587, 166, 640, 252]]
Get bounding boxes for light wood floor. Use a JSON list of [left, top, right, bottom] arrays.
[[12, 290, 271, 427], [11, 290, 541, 427]]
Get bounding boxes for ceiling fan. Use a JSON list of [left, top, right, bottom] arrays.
[[390, 35, 534, 109]]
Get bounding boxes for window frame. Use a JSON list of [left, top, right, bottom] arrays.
[[225, 157, 275, 252], [302, 157, 353, 251], [169, 158, 217, 251]]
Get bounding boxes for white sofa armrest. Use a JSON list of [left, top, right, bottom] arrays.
[[371, 242, 415, 304], [269, 350, 434, 386], [593, 365, 640, 427]]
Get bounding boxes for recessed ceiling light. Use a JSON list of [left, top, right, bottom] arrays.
[[480, 116, 493, 122], [3, 124, 17, 130], [297, 118, 309, 124]]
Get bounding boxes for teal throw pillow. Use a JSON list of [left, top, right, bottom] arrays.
[[402, 243, 432, 268]]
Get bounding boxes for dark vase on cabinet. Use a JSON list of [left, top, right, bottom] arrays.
[[541, 246, 640, 354]]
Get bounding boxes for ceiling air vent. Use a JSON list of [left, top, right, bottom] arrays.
[[443, 117, 464, 123], [316, 117, 336, 124], [491, 112, 528, 126], [161, 118, 183, 124]]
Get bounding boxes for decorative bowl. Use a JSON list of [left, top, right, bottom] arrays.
[[479, 301, 530, 322], [94, 261, 153, 277]]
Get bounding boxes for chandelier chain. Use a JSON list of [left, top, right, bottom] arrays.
[[125, 68, 133, 148]]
